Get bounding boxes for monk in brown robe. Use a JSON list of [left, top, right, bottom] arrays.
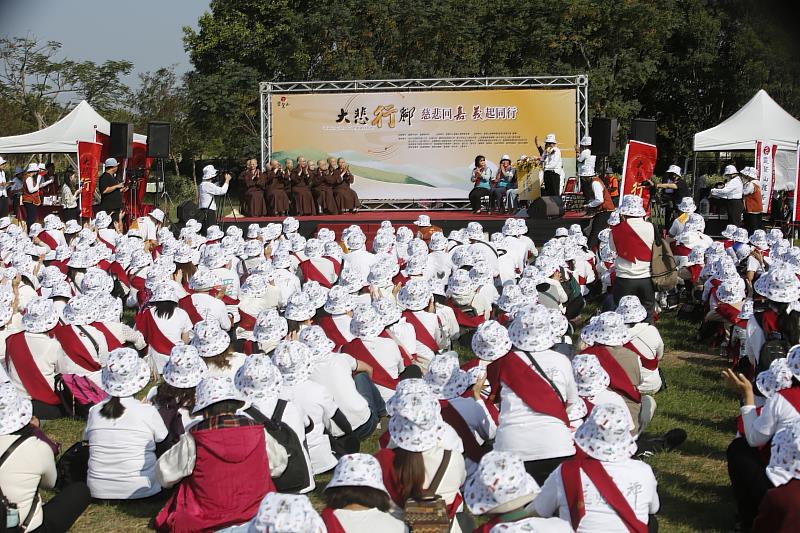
[[333, 157, 360, 213], [290, 156, 315, 216], [266, 159, 291, 216], [322, 160, 340, 215], [238, 158, 268, 217]]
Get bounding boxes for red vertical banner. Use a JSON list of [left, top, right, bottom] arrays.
[[127, 142, 152, 219], [619, 140, 657, 214], [793, 143, 800, 222], [755, 140, 778, 214], [78, 141, 102, 219]]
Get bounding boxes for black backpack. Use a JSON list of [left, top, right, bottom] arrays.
[[755, 312, 789, 376], [245, 402, 311, 493]]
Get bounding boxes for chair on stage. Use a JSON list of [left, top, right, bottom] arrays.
[[561, 177, 585, 212]]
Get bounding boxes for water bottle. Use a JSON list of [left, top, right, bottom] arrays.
[[6, 503, 20, 529]]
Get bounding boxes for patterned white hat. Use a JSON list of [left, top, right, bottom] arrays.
[[472, 320, 512, 361], [102, 348, 150, 397], [241, 273, 274, 298], [284, 291, 316, 322], [466, 221, 484, 241], [303, 238, 323, 259], [189, 268, 222, 292], [282, 216, 300, 234], [302, 280, 328, 310], [68, 247, 99, 269], [241, 239, 264, 260], [766, 420, 800, 487], [756, 357, 793, 398], [163, 343, 208, 388], [345, 231, 366, 251], [580, 312, 631, 347], [129, 249, 153, 270], [0, 383, 33, 435], [339, 265, 368, 294], [470, 261, 494, 287], [396, 226, 413, 243], [548, 308, 570, 340], [0, 304, 13, 328], [508, 305, 555, 352], [95, 293, 122, 321], [386, 379, 433, 416], [150, 281, 178, 303], [451, 247, 477, 269], [349, 303, 384, 338], [287, 233, 306, 254], [683, 213, 705, 233], [367, 256, 398, 288], [616, 295, 648, 324], [192, 375, 243, 413], [414, 214, 432, 227], [272, 340, 313, 385], [408, 238, 428, 257], [261, 223, 282, 242], [80, 267, 114, 295], [733, 228, 749, 244], [464, 450, 540, 515], [246, 224, 262, 239], [316, 227, 335, 243], [786, 345, 800, 380], [717, 279, 745, 304], [534, 256, 559, 277], [173, 243, 199, 265], [225, 225, 243, 238], [205, 225, 224, 242], [750, 229, 769, 250], [405, 253, 428, 276], [191, 319, 231, 358], [497, 284, 524, 313], [253, 309, 288, 349], [64, 220, 82, 235], [428, 231, 448, 252], [372, 232, 395, 254], [93, 211, 113, 229], [372, 297, 402, 327], [324, 285, 354, 315], [22, 297, 59, 333], [323, 241, 343, 261], [201, 244, 228, 270], [63, 294, 99, 325], [608, 210, 621, 226], [572, 353, 610, 397], [574, 403, 637, 462], [737, 298, 754, 321], [326, 453, 390, 493], [721, 224, 738, 240], [447, 269, 476, 297], [397, 278, 433, 311], [686, 246, 707, 266], [246, 493, 325, 533], [39, 265, 66, 288], [768, 228, 785, 246], [618, 195, 646, 217], [298, 325, 335, 363], [43, 214, 64, 231], [425, 351, 472, 399], [754, 265, 800, 303], [235, 353, 284, 400]]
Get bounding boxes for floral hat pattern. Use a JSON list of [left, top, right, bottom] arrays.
[[572, 353, 610, 398], [464, 450, 540, 515], [349, 303, 384, 338], [766, 420, 800, 487], [284, 291, 316, 322], [508, 305, 555, 352], [372, 297, 402, 327], [424, 351, 472, 400], [0, 383, 33, 435], [247, 493, 325, 533], [191, 319, 231, 358], [235, 353, 284, 400], [616, 295, 648, 324], [253, 309, 288, 348], [101, 348, 149, 398], [63, 294, 99, 325], [272, 340, 313, 386], [574, 403, 637, 462], [756, 357, 793, 398], [192, 375, 243, 413], [580, 311, 631, 347], [397, 278, 433, 311], [22, 297, 59, 333], [326, 453, 390, 493], [163, 343, 208, 389], [754, 265, 800, 303], [298, 325, 335, 363], [472, 320, 512, 361]]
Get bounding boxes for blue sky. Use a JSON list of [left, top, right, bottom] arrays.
[[0, 0, 211, 86]]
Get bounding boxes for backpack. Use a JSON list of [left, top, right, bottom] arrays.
[[245, 402, 311, 493], [755, 313, 789, 375], [55, 374, 108, 419], [0, 434, 34, 533], [403, 450, 453, 533], [55, 441, 90, 491], [650, 226, 678, 292]]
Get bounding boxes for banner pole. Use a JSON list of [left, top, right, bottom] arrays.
[[619, 143, 630, 203], [794, 140, 799, 225]]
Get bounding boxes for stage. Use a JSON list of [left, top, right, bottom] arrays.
[[220, 209, 592, 244]]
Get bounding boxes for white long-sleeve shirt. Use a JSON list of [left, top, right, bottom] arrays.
[[25, 175, 53, 194], [587, 179, 605, 208], [543, 147, 563, 172], [198, 180, 229, 211], [709, 176, 743, 200]]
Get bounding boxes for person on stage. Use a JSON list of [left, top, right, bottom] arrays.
[[469, 155, 492, 214], [491, 155, 514, 213], [333, 158, 359, 213], [197, 165, 232, 232], [60, 170, 80, 222], [584, 159, 614, 250], [266, 160, 291, 217], [290, 156, 316, 216], [238, 158, 268, 218], [576, 135, 593, 194], [709, 165, 744, 227], [740, 167, 762, 233], [603, 166, 620, 207], [98, 158, 125, 229], [0, 156, 10, 218], [654, 165, 689, 228], [322, 159, 340, 215], [22, 162, 55, 229], [535, 133, 564, 196]]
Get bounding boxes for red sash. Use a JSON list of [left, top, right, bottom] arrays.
[[341, 338, 398, 390], [379, 330, 412, 366], [299, 260, 333, 288], [715, 302, 741, 325], [5, 332, 61, 405], [108, 261, 130, 288], [242, 339, 256, 355], [623, 341, 658, 371], [581, 346, 642, 403], [38, 231, 58, 250], [97, 235, 116, 253], [611, 221, 651, 263], [51, 324, 101, 371], [179, 295, 204, 324], [49, 259, 68, 274], [323, 256, 342, 276], [320, 508, 346, 533], [239, 310, 257, 330], [778, 387, 800, 414], [760, 308, 780, 337], [486, 351, 569, 425], [318, 315, 349, 349], [446, 299, 485, 328], [392, 273, 410, 286], [90, 322, 124, 351], [135, 308, 176, 354], [723, 239, 734, 249], [439, 400, 484, 463], [401, 310, 439, 352], [688, 264, 702, 284], [671, 243, 692, 257], [130, 275, 146, 292], [561, 452, 648, 533]]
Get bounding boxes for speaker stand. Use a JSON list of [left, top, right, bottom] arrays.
[[157, 159, 174, 221]]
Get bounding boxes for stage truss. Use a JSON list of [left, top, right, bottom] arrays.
[[259, 75, 588, 210]]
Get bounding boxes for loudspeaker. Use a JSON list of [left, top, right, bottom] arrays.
[[589, 117, 618, 156], [146, 122, 171, 158], [109, 122, 133, 159], [631, 118, 657, 145], [527, 196, 565, 219], [177, 201, 197, 223]]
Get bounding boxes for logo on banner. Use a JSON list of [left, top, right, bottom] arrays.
[[755, 140, 777, 214], [620, 140, 657, 213]]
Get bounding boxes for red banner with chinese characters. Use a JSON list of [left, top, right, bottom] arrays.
[[78, 141, 103, 219], [755, 140, 777, 214], [127, 142, 152, 219], [620, 140, 657, 214]]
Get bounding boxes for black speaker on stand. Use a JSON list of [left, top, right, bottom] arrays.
[[109, 122, 134, 159], [631, 118, 657, 145], [589, 117, 618, 157], [146, 121, 173, 214]]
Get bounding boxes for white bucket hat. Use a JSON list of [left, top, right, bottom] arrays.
[[367, 257, 397, 288], [717, 279, 745, 304], [447, 269, 476, 297], [246, 224, 261, 240], [723, 164, 739, 176], [201, 244, 228, 270], [272, 340, 313, 385], [472, 320, 512, 361], [666, 165, 682, 177], [241, 273, 273, 297], [129, 249, 153, 270], [253, 309, 288, 349], [43, 214, 64, 231], [786, 345, 800, 381], [326, 453, 390, 493], [424, 351, 472, 399], [756, 358, 793, 398], [93, 211, 113, 229], [349, 303, 384, 338], [721, 224, 738, 240], [466, 221, 484, 241], [302, 280, 329, 309], [544, 133, 557, 144], [733, 228, 749, 244], [163, 343, 208, 389], [270, 251, 292, 270], [150, 281, 178, 303], [201, 165, 218, 180], [149, 208, 165, 224], [0, 383, 33, 435], [397, 278, 433, 311], [191, 319, 231, 358], [282, 217, 300, 234], [677, 197, 696, 214], [246, 493, 325, 533], [579, 135, 592, 146], [750, 229, 769, 250], [338, 266, 368, 294], [316, 227, 335, 243], [581, 312, 631, 346], [386, 379, 434, 416], [235, 353, 284, 400], [464, 450, 540, 515], [284, 291, 316, 322], [63, 294, 99, 326], [372, 297, 402, 327], [323, 241, 343, 261], [64, 219, 82, 235], [345, 231, 366, 251], [372, 232, 395, 254], [192, 375, 243, 413], [616, 295, 648, 324], [508, 305, 555, 352], [754, 265, 800, 303], [574, 403, 637, 462], [324, 285, 354, 315], [298, 325, 335, 363], [451, 247, 477, 269], [618, 195, 646, 217], [68, 248, 99, 269], [80, 267, 114, 295], [242, 239, 264, 260], [429, 232, 447, 252], [572, 353, 611, 398], [189, 268, 222, 292], [102, 348, 150, 398], [22, 297, 59, 333], [415, 214, 432, 227], [39, 265, 66, 288], [304, 238, 323, 259]]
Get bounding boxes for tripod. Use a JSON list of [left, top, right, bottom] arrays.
[[156, 159, 174, 221], [217, 184, 238, 230]]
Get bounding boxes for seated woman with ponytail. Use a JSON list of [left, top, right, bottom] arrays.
[[85, 348, 168, 500], [135, 281, 192, 374]]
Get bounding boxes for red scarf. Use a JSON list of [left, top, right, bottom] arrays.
[[323, 256, 342, 276], [90, 322, 124, 350], [135, 308, 177, 354], [179, 295, 204, 324], [580, 346, 642, 403], [49, 259, 68, 274], [760, 308, 780, 336], [38, 231, 58, 250], [108, 261, 130, 288], [341, 338, 398, 390], [401, 310, 439, 352], [439, 400, 484, 463], [318, 315, 349, 349], [379, 330, 412, 365], [622, 341, 658, 371], [778, 387, 800, 414], [486, 351, 569, 425], [51, 324, 101, 371], [561, 451, 648, 533], [392, 272, 410, 286], [688, 264, 702, 284], [671, 243, 692, 257], [130, 275, 146, 292], [320, 509, 346, 533], [611, 221, 651, 263], [446, 299, 485, 328], [239, 310, 257, 331], [97, 235, 116, 253], [299, 260, 333, 288], [715, 302, 741, 325], [5, 332, 61, 405]]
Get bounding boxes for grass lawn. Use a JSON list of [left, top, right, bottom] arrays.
[[41, 311, 741, 532]]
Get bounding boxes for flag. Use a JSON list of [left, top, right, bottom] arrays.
[[755, 140, 778, 214], [129, 142, 153, 218], [77, 141, 102, 219], [620, 140, 657, 214]]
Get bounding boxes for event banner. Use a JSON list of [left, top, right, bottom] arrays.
[[128, 141, 153, 219], [755, 140, 778, 214], [794, 144, 800, 222], [270, 89, 577, 199], [619, 140, 657, 213], [77, 140, 102, 218]]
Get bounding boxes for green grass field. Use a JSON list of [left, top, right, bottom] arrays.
[[41, 311, 741, 532]]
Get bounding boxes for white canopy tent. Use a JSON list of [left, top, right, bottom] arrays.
[[694, 89, 800, 190], [0, 100, 146, 155]]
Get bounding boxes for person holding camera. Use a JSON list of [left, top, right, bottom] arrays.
[[197, 165, 231, 232]]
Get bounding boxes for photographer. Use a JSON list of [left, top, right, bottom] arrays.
[[197, 164, 231, 232]]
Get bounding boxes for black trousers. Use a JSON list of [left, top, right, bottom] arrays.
[[543, 170, 561, 196], [489, 186, 507, 211], [587, 210, 611, 250], [29, 481, 91, 533], [523, 454, 574, 485], [727, 437, 773, 530], [613, 276, 655, 322], [726, 198, 744, 227], [0, 196, 8, 218], [468, 188, 490, 212], [196, 208, 217, 233], [743, 212, 762, 234], [32, 400, 65, 420], [62, 207, 79, 222], [23, 202, 38, 228]]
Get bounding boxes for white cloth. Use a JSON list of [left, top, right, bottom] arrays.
[[137, 216, 158, 242], [610, 218, 655, 279], [6, 333, 66, 400], [0, 434, 56, 531], [285, 380, 339, 474], [56, 324, 109, 379], [627, 323, 664, 394], [741, 393, 800, 447], [198, 180, 229, 211], [334, 508, 408, 533], [343, 249, 377, 274], [273, 268, 301, 308], [302, 257, 337, 285], [357, 336, 405, 401], [744, 315, 766, 367], [709, 176, 743, 200], [188, 293, 231, 330], [84, 396, 168, 499], [427, 251, 454, 281], [309, 353, 371, 433], [0, 170, 6, 198], [588, 179, 606, 208], [577, 148, 593, 176]]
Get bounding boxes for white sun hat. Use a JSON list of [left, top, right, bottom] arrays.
[[544, 133, 557, 144], [618, 195, 646, 217], [189, 268, 222, 292], [666, 165, 682, 176], [191, 319, 231, 358], [508, 305, 555, 352], [429, 232, 448, 252], [677, 197, 697, 214], [385, 379, 434, 416], [150, 281, 179, 303], [201, 165, 218, 181], [717, 279, 745, 304], [63, 294, 99, 326], [163, 343, 208, 389], [574, 403, 637, 462], [367, 257, 397, 288], [298, 325, 335, 363], [67, 248, 99, 269], [723, 164, 739, 176], [201, 244, 228, 270], [615, 295, 648, 324], [338, 266, 368, 294], [253, 309, 288, 349], [282, 216, 300, 234], [447, 269, 476, 297], [754, 265, 800, 303], [102, 348, 150, 398], [22, 297, 59, 333], [0, 383, 33, 435], [302, 280, 329, 309], [765, 420, 800, 487], [192, 375, 243, 413], [397, 278, 433, 311], [284, 291, 316, 322], [581, 311, 631, 346], [272, 340, 313, 386], [464, 450, 541, 515], [235, 353, 284, 400], [64, 219, 82, 235], [324, 285, 355, 315], [372, 297, 402, 327], [92, 211, 113, 229], [472, 320, 512, 361], [304, 238, 323, 259], [572, 353, 611, 398], [414, 214, 432, 227], [466, 221, 485, 241], [756, 358, 793, 398], [345, 231, 367, 251], [80, 267, 114, 295], [349, 303, 384, 338], [323, 241, 343, 261], [424, 351, 472, 400], [246, 493, 325, 533], [325, 453, 390, 493]]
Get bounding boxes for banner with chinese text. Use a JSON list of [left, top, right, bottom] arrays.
[[619, 141, 657, 214], [77, 140, 102, 218], [271, 89, 577, 199], [755, 140, 777, 214]]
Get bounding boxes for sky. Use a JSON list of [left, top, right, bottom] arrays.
[[0, 0, 211, 87]]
